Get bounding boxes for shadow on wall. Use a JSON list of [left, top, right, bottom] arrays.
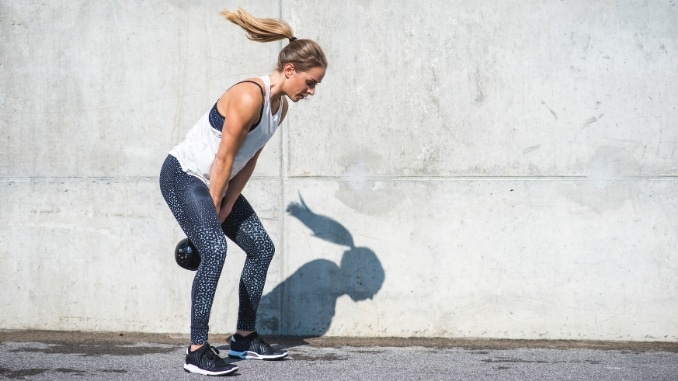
[[257, 194, 385, 337]]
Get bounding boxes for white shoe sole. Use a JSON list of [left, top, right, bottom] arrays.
[[228, 350, 288, 360], [183, 363, 238, 375]]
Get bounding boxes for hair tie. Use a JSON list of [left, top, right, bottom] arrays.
[[289, 37, 298, 42]]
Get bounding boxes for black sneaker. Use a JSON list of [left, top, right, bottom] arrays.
[[184, 343, 238, 376], [228, 332, 288, 360]]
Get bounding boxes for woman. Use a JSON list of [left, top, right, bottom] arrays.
[[159, 7, 327, 376]]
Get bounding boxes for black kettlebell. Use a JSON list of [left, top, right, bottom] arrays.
[[175, 238, 200, 271]]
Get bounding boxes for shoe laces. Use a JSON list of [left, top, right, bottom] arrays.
[[199, 344, 220, 359], [251, 336, 273, 353]]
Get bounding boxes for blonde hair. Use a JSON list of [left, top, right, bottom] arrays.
[[221, 7, 328, 72]]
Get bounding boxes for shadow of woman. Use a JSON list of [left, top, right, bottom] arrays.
[[257, 194, 385, 337]]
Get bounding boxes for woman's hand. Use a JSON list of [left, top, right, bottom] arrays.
[[217, 199, 234, 223]]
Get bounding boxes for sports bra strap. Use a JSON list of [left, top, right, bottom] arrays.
[[234, 80, 265, 131], [209, 80, 265, 132]]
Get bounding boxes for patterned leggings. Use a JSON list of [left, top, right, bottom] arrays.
[[159, 155, 275, 344]]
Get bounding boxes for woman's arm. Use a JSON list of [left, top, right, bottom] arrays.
[[209, 83, 262, 216], [216, 91, 288, 222], [218, 147, 263, 222]]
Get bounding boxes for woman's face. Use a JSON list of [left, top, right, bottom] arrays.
[[285, 65, 326, 102]]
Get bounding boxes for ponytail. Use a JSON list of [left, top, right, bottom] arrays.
[[221, 7, 328, 72], [220, 7, 293, 43]]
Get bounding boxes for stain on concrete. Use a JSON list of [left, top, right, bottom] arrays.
[[481, 357, 548, 364], [568, 146, 642, 212], [0, 366, 124, 379], [336, 151, 403, 214], [55, 368, 87, 376], [584, 115, 604, 126], [355, 349, 386, 354], [523, 145, 541, 154], [335, 185, 403, 215], [541, 101, 558, 120], [290, 353, 347, 362], [0, 366, 48, 379], [8, 342, 176, 357]]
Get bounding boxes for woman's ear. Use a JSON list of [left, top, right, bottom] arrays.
[[283, 63, 296, 78]]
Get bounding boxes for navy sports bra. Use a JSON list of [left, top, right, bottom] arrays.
[[208, 80, 265, 132]]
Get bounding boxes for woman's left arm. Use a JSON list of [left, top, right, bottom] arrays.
[[219, 98, 289, 222], [218, 147, 264, 222]]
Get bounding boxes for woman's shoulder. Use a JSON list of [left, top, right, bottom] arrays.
[[216, 77, 266, 120], [228, 77, 266, 95], [222, 78, 265, 103]]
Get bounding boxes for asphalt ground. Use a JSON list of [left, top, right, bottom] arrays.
[[1, 331, 677, 380]]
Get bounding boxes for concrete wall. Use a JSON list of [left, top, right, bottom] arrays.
[[1, 0, 676, 341]]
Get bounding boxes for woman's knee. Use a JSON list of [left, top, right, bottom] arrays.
[[192, 231, 228, 266], [256, 236, 276, 263]]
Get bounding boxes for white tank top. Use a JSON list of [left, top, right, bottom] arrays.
[[169, 75, 282, 193]]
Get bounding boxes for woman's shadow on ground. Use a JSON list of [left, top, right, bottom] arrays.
[[256, 194, 385, 338]]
